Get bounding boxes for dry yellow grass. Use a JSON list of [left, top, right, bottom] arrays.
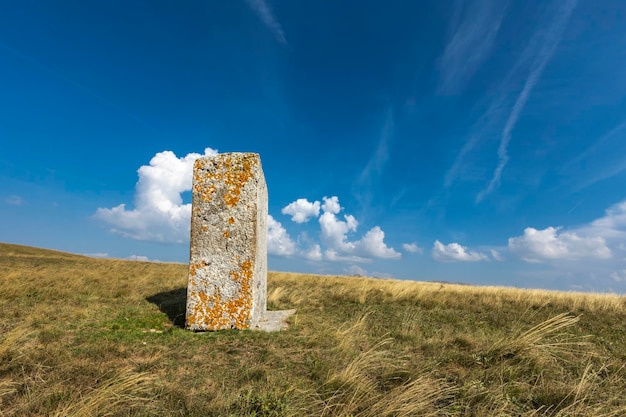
[[271, 271, 625, 313], [1, 243, 625, 416], [51, 368, 155, 417]]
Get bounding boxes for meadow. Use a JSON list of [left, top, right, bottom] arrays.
[[1, 242, 625, 416]]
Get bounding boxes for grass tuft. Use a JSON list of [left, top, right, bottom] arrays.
[[51, 368, 155, 417], [487, 313, 592, 363]]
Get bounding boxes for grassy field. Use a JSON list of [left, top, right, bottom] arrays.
[[1, 242, 625, 416]]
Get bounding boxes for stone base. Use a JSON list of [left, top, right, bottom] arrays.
[[254, 309, 297, 332]]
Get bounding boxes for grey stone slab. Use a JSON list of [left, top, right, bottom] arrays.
[[255, 309, 297, 332], [186, 153, 267, 331]]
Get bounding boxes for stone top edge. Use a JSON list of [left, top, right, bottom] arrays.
[[196, 152, 260, 160]]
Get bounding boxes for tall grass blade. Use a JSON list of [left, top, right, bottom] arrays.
[[52, 368, 154, 417]]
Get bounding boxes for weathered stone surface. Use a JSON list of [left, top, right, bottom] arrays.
[[186, 153, 267, 331]]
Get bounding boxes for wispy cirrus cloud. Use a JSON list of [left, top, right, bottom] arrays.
[[476, 0, 578, 202], [444, 1, 578, 201], [444, 133, 489, 188], [563, 120, 626, 191], [353, 109, 394, 214], [4, 195, 22, 206], [575, 160, 626, 192], [438, 0, 508, 94], [358, 109, 393, 183], [245, 0, 287, 46], [569, 121, 626, 167]]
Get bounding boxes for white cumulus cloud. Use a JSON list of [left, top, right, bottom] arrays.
[[316, 196, 400, 260], [357, 226, 401, 259], [324, 249, 370, 264], [267, 215, 296, 256], [303, 244, 323, 261], [127, 255, 151, 262], [94, 148, 217, 243], [583, 200, 626, 241], [402, 242, 423, 254], [432, 240, 488, 262], [319, 197, 358, 253], [503, 200, 626, 291], [281, 198, 320, 223], [83, 252, 109, 258], [508, 226, 612, 263], [321, 196, 342, 215]]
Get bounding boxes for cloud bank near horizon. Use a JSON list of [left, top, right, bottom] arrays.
[[94, 149, 626, 285]]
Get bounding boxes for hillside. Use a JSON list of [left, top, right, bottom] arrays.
[[1, 242, 625, 416]]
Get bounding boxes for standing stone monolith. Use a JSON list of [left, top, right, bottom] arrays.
[[186, 152, 267, 331]]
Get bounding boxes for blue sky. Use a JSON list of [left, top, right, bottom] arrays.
[[2, 0, 626, 293]]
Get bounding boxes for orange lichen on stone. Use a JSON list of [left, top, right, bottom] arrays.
[[192, 159, 220, 203], [189, 261, 209, 277], [220, 154, 257, 208], [228, 217, 235, 224], [230, 261, 250, 282], [193, 182, 217, 203], [223, 231, 230, 238], [186, 290, 236, 330], [186, 259, 255, 330], [192, 154, 258, 207]]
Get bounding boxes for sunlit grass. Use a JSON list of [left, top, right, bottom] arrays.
[[1, 242, 625, 416]]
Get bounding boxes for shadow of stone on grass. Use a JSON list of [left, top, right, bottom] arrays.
[[146, 287, 297, 332], [146, 287, 187, 328]]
